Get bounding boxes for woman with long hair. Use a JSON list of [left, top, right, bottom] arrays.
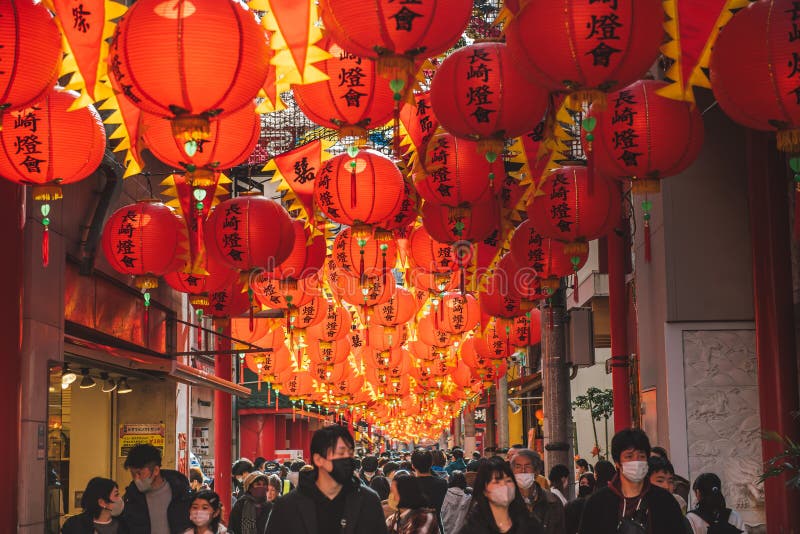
[[686, 473, 745, 534], [61, 477, 127, 533], [386, 473, 438, 534], [458, 457, 542, 534], [184, 490, 226, 534]]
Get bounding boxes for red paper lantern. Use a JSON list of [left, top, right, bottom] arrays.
[[408, 226, 458, 273], [371, 287, 418, 328], [510, 219, 587, 282], [265, 220, 326, 282], [421, 198, 500, 244], [710, 0, 800, 151], [142, 102, 260, 185], [363, 346, 405, 371], [506, 0, 663, 103], [0, 1, 62, 111], [330, 270, 397, 308], [527, 166, 619, 256], [251, 273, 320, 310], [245, 342, 291, 383], [164, 244, 239, 301], [289, 295, 327, 330], [307, 337, 351, 367], [430, 42, 548, 157], [294, 39, 396, 137], [206, 194, 295, 272], [314, 149, 405, 230], [509, 311, 542, 348], [306, 301, 353, 342], [231, 317, 271, 346], [417, 315, 453, 348], [474, 325, 512, 361], [415, 132, 502, 206], [438, 293, 480, 335], [319, 0, 471, 83], [409, 340, 451, 362], [380, 178, 419, 232], [364, 324, 407, 351], [495, 253, 549, 305], [407, 268, 459, 294], [332, 227, 398, 280], [101, 200, 184, 288], [108, 0, 269, 140], [0, 89, 105, 197], [590, 80, 704, 189], [480, 274, 526, 319], [196, 282, 252, 318]]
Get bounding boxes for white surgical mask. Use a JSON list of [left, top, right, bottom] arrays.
[[109, 498, 125, 517], [621, 461, 649, 484], [514, 473, 536, 489], [190, 510, 212, 526], [134, 476, 154, 493], [486, 485, 515, 506]]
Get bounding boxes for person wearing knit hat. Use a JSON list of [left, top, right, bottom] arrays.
[[229, 471, 271, 534]]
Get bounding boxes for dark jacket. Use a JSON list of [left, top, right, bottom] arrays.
[[564, 497, 587, 534], [524, 483, 565, 534], [264, 469, 387, 534], [577, 476, 684, 534], [61, 512, 128, 534], [122, 469, 193, 534], [458, 505, 542, 534], [228, 494, 272, 534]]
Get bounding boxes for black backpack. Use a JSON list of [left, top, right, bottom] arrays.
[[688, 508, 743, 534]]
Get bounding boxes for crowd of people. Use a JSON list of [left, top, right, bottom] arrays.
[[61, 427, 746, 534]]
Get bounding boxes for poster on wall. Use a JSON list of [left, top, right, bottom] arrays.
[[119, 423, 166, 457]]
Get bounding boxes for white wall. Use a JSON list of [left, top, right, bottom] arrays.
[[570, 348, 613, 461]]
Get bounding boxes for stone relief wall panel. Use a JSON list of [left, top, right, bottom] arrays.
[[682, 329, 765, 528]]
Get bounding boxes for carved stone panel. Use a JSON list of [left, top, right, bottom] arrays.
[[682, 329, 764, 528]]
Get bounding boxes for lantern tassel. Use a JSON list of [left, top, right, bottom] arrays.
[[195, 211, 204, 267], [573, 271, 580, 303], [393, 99, 401, 160], [351, 162, 358, 209], [42, 225, 49, 268], [644, 219, 652, 263], [248, 289, 255, 332], [460, 266, 466, 296], [360, 252, 366, 286], [586, 142, 595, 196]]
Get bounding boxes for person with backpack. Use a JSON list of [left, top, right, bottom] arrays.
[[441, 471, 471, 534], [686, 473, 745, 534]]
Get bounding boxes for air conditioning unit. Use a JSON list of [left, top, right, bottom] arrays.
[[567, 308, 595, 367]]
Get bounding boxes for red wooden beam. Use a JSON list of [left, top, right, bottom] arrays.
[[214, 321, 233, 521]]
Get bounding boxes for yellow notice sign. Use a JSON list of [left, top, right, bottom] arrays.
[[119, 423, 166, 458]]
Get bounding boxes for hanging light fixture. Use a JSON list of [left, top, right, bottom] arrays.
[[100, 373, 117, 393], [61, 365, 77, 389], [117, 378, 133, 394], [79, 369, 96, 389]]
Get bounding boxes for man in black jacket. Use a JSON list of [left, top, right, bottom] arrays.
[[122, 444, 193, 534], [265, 425, 387, 534], [578, 429, 684, 534]]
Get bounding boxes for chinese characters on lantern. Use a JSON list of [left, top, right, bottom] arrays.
[[221, 204, 245, 262], [610, 89, 643, 167], [585, 0, 623, 67], [464, 47, 496, 124], [116, 210, 138, 269], [549, 172, 574, 234], [785, 2, 800, 103], [429, 136, 453, 198], [11, 106, 47, 175]]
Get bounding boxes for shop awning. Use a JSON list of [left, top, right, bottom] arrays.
[[172, 363, 251, 398], [64, 336, 251, 398]]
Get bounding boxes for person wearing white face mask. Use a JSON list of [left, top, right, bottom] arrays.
[[122, 443, 193, 534], [184, 490, 227, 534], [459, 457, 543, 534], [510, 449, 564, 534], [62, 477, 127, 534], [578, 429, 685, 534]]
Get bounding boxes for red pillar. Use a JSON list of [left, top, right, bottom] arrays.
[[746, 131, 800, 533], [0, 182, 23, 532], [607, 184, 633, 432], [274, 415, 287, 455], [260, 415, 276, 461], [214, 321, 232, 521]]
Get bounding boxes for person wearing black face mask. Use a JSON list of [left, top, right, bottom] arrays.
[[265, 425, 387, 534], [228, 472, 272, 534]]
